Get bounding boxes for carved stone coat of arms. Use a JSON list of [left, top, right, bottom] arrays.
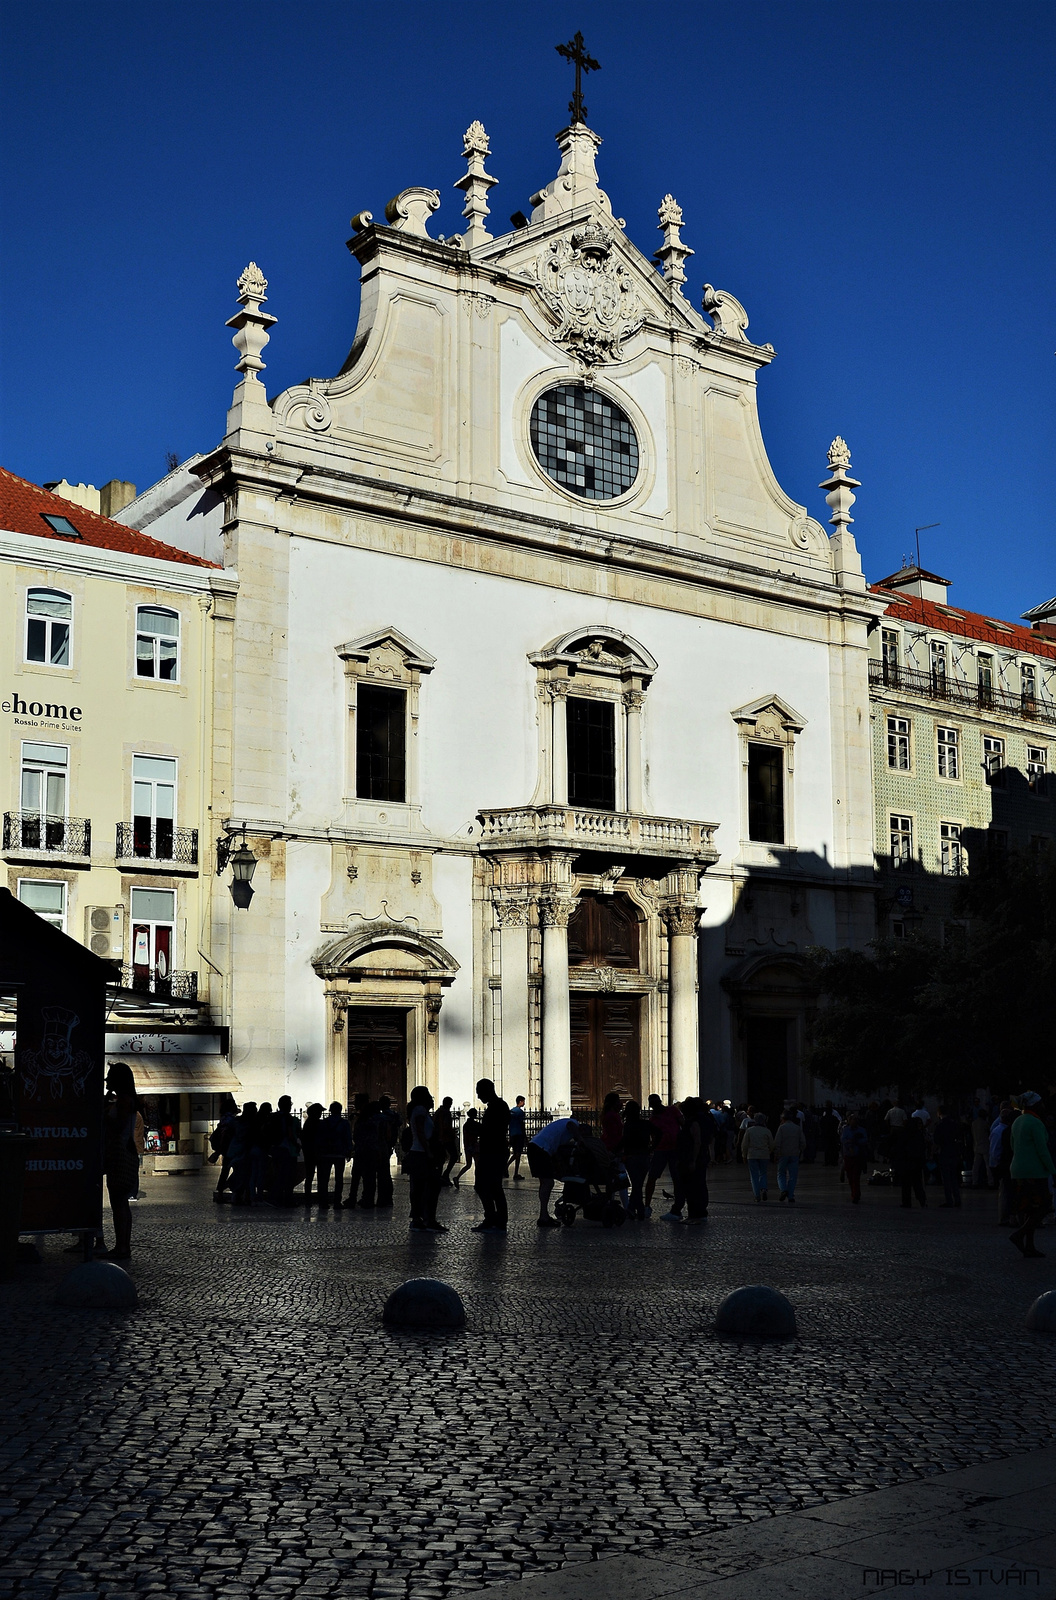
[[530, 223, 644, 364]]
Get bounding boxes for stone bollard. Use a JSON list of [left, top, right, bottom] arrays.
[[56, 1261, 138, 1309], [382, 1277, 466, 1330], [1026, 1291, 1056, 1334], [715, 1284, 796, 1340]]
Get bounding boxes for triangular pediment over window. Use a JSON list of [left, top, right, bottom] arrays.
[[730, 694, 807, 735], [336, 627, 436, 677]]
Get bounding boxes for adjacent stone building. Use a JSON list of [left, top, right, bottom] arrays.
[[869, 563, 1056, 939], [122, 111, 882, 1113]]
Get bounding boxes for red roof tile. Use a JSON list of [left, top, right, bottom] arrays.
[[871, 584, 1056, 662], [0, 467, 217, 568]]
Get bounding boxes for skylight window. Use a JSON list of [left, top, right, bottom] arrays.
[[40, 513, 81, 538]]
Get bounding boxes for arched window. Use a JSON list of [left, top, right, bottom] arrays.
[[136, 606, 180, 681], [25, 588, 71, 666]]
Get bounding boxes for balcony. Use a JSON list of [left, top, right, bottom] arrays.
[[476, 805, 719, 863], [870, 660, 1056, 726], [115, 821, 199, 870], [3, 811, 91, 864], [111, 965, 199, 1002]]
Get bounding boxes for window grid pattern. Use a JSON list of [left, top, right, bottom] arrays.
[[937, 726, 959, 780], [530, 385, 639, 501], [890, 814, 914, 870], [887, 716, 911, 770]]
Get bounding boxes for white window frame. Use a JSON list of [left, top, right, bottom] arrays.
[[977, 652, 994, 699], [24, 588, 72, 668], [20, 741, 69, 819], [130, 886, 177, 977], [940, 822, 966, 877], [983, 735, 1005, 781], [890, 814, 914, 871], [881, 628, 900, 672], [1021, 660, 1038, 706], [1027, 745, 1048, 794], [936, 725, 960, 781], [18, 877, 67, 932], [929, 639, 948, 682], [887, 715, 911, 771], [135, 605, 181, 682]]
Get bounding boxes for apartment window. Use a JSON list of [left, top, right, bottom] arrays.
[[890, 814, 914, 871], [356, 685, 407, 803], [937, 726, 960, 780], [881, 629, 899, 676], [988, 828, 1009, 865], [983, 735, 1005, 784], [25, 588, 71, 666], [1021, 662, 1037, 710], [940, 822, 966, 877], [1030, 835, 1051, 857], [891, 920, 906, 940], [18, 879, 66, 932], [130, 886, 175, 988], [136, 607, 180, 681], [133, 754, 176, 858], [930, 639, 948, 688], [567, 697, 616, 811], [887, 716, 911, 771], [977, 653, 994, 707], [1027, 745, 1048, 794], [747, 744, 785, 843]]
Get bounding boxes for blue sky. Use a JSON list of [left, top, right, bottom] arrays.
[[2, 1, 1054, 619]]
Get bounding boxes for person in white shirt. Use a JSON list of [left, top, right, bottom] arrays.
[[527, 1116, 582, 1228]]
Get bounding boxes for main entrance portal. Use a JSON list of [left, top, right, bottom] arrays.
[[570, 993, 641, 1107], [346, 1007, 407, 1104], [745, 1016, 790, 1116]]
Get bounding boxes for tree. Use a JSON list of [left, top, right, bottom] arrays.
[[805, 851, 1056, 1101]]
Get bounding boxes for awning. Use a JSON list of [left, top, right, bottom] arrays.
[[106, 1055, 242, 1095]]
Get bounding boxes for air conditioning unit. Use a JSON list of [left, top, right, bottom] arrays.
[[85, 905, 124, 960]]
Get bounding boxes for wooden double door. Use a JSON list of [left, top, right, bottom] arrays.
[[346, 1007, 407, 1106], [570, 993, 641, 1108]]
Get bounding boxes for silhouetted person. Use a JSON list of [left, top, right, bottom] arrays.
[[821, 1102, 842, 1166], [300, 1103, 324, 1204], [472, 1078, 509, 1233], [453, 1109, 479, 1184], [643, 1094, 682, 1214], [434, 1096, 458, 1186], [621, 1102, 651, 1220], [527, 1115, 581, 1226], [893, 1115, 927, 1208], [252, 1102, 274, 1202], [934, 1106, 963, 1208], [345, 1093, 379, 1209], [102, 1062, 138, 1260], [992, 1103, 1017, 1225], [317, 1101, 352, 1208], [229, 1102, 257, 1204], [375, 1095, 398, 1208], [210, 1095, 239, 1202], [406, 1084, 444, 1232], [840, 1111, 869, 1204], [508, 1095, 528, 1180], [1009, 1093, 1055, 1258], [266, 1095, 301, 1206], [676, 1097, 713, 1223], [774, 1107, 806, 1204]]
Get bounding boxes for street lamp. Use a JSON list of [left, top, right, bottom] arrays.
[[217, 825, 257, 908]]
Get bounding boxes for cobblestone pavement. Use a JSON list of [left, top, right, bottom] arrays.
[[1, 1161, 1054, 1599]]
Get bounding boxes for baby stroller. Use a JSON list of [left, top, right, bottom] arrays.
[[553, 1133, 628, 1228]]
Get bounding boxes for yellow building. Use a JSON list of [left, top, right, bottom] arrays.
[[0, 467, 239, 1155]]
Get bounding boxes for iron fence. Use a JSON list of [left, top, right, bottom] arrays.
[[112, 965, 199, 1001], [116, 821, 199, 865], [870, 659, 1055, 726], [3, 811, 91, 855]]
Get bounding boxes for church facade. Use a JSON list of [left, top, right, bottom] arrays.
[[126, 113, 881, 1114]]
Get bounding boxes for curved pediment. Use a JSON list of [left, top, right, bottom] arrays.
[[313, 922, 459, 982], [531, 625, 658, 681]]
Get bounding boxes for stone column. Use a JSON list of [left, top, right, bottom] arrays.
[[495, 899, 530, 1098], [549, 681, 570, 806], [624, 688, 645, 813], [539, 894, 573, 1111], [663, 899, 701, 1103]]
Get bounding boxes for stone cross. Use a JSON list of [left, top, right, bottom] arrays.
[[556, 31, 599, 126]]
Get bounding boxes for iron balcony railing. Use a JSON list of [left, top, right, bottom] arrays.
[[113, 965, 199, 1002], [870, 659, 1055, 726], [3, 811, 91, 856], [115, 821, 199, 865]]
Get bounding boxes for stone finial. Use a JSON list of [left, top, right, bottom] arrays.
[[653, 193, 693, 292], [529, 123, 615, 225], [819, 436, 864, 588], [453, 121, 498, 248], [226, 261, 277, 382], [384, 187, 441, 239], [702, 284, 750, 341]]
